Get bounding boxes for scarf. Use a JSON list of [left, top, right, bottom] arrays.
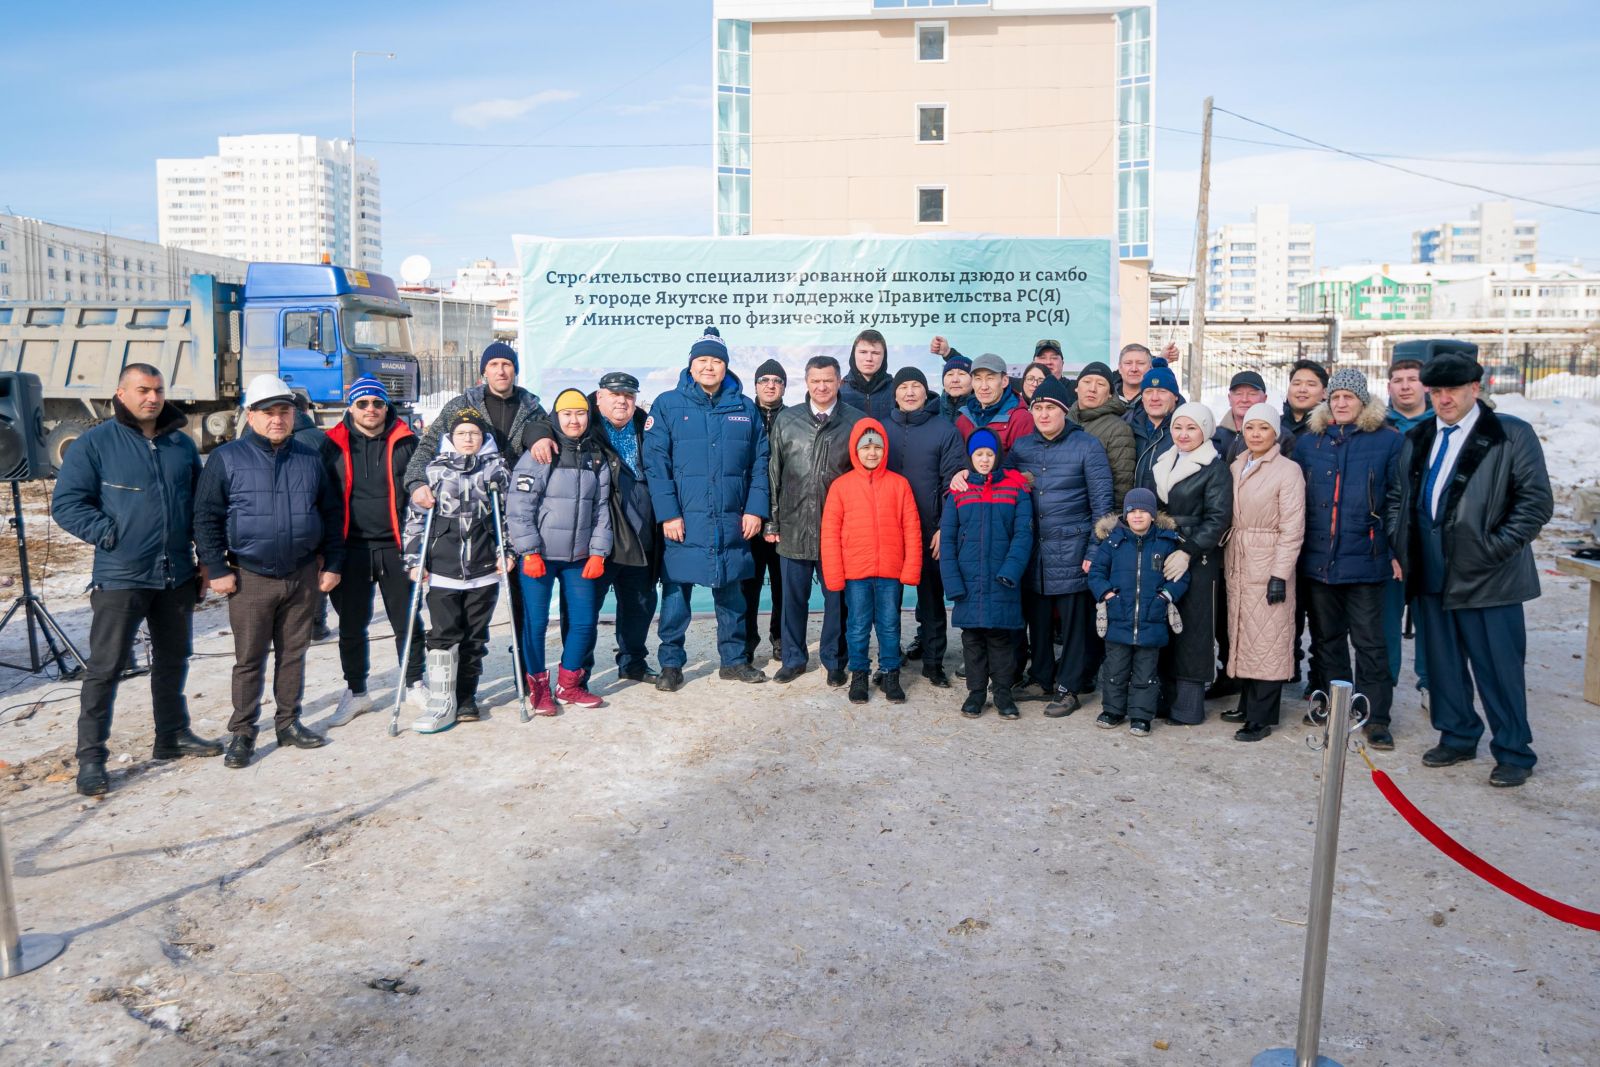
[[1152, 439, 1218, 503], [604, 419, 642, 478]]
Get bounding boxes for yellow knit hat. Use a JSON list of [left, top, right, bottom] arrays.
[[553, 388, 588, 413]]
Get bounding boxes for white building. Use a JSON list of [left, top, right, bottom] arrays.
[[1206, 204, 1315, 317], [157, 134, 382, 272], [0, 214, 247, 303], [1411, 201, 1537, 265], [450, 258, 521, 338], [1296, 261, 1600, 323]]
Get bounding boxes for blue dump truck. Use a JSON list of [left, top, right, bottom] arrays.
[[0, 262, 420, 467]]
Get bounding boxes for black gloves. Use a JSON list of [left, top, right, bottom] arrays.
[[1266, 577, 1287, 605]]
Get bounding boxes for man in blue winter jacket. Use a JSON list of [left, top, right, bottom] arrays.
[[194, 375, 345, 769], [53, 364, 223, 797], [643, 328, 771, 692]]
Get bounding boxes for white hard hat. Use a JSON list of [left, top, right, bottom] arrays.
[[244, 374, 296, 411]]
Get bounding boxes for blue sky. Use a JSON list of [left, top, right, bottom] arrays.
[[3, 1, 1596, 281]]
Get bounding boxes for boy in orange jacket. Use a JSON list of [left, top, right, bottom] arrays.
[[821, 419, 923, 704]]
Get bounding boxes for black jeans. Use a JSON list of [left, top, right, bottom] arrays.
[[427, 584, 498, 702], [1102, 642, 1160, 723], [227, 563, 318, 738], [330, 540, 424, 693], [76, 580, 197, 764], [1028, 590, 1094, 694], [961, 627, 1016, 696], [1305, 579, 1393, 727], [742, 535, 783, 659], [911, 546, 949, 669]]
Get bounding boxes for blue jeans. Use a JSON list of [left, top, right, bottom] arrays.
[[566, 561, 658, 675], [844, 577, 902, 673], [657, 580, 749, 670], [519, 560, 600, 676]]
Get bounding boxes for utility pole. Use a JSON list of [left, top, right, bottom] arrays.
[[1187, 96, 1214, 402], [350, 50, 395, 271]]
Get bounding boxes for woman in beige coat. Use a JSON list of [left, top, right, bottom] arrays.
[[1221, 402, 1306, 741]]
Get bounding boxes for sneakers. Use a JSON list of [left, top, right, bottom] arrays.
[[718, 664, 767, 684], [406, 680, 428, 708], [1043, 691, 1080, 718], [528, 671, 558, 715], [76, 759, 108, 797], [961, 691, 986, 718], [557, 666, 606, 706], [328, 688, 373, 728], [1128, 719, 1152, 738], [655, 667, 685, 693], [1095, 710, 1125, 730], [882, 670, 907, 704], [848, 671, 870, 704]]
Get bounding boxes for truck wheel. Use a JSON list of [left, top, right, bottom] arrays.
[[45, 419, 92, 475]]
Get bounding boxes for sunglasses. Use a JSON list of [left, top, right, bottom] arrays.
[[755, 376, 785, 386], [352, 399, 387, 410], [1035, 339, 1062, 352]]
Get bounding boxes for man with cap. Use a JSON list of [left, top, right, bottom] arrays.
[[1068, 361, 1137, 509], [587, 371, 661, 682], [193, 375, 345, 769], [643, 327, 771, 690], [321, 376, 426, 726], [933, 336, 1077, 407], [884, 365, 967, 685], [1128, 363, 1181, 490], [743, 358, 789, 661], [956, 354, 1035, 450], [1207, 368, 1269, 699], [934, 352, 975, 422], [1386, 352, 1553, 788], [54, 362, 222, 797], [839, 328, 896, 419], [1293, 368, 1403, 749], [765, 354, 864, 685]]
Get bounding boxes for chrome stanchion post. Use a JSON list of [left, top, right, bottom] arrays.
[[1255, 679, 1368, 1067], [0, 810, 65, 979]]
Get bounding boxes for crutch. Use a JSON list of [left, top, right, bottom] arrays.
[[490, 490, 531, 722], [390, 505, 436, 737]]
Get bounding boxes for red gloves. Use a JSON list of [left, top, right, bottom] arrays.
[[581, 555, 606, 580], [522, 554, 546, 579]]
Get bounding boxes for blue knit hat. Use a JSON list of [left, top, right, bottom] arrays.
[[1124, 487, 1159, 517], [943, 354, 972, 377], [346, 375, 389, 405], [1140, 366, 1179, 394], [480, 341, 519, 374], [689, 326, 728, 364], [967, 427, 1001, 458]]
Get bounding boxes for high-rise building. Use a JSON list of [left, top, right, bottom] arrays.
[[157, 134, 382, 271], [1412, 201, 1537, 265], [712, 0, 1156, 343], [1206, 204, 1315, 317], [0, 213, 246, 303]]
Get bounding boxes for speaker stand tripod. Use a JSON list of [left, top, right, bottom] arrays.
[[0, 481, 84, 677]]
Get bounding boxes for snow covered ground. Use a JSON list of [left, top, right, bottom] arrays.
[[0, 396, 1596, 1065]]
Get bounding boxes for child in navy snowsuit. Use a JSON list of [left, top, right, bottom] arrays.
[[1086, 487, 1189, 736]]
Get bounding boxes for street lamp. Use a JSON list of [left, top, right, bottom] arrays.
[[351, 49, 396, 270]]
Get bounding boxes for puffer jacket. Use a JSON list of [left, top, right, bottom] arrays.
[[403, 436, 511, 583], [193, 428, 344, 579], [940, 465, 1033, 631], [1293, 397, 1402, 586], [507, 425, 612, 564], [1069, 394, 1137, 508], [643, 368, 770, 588], [820, 419, 923, 591], [1225, 444, 1305, 681], [405, 384, 545, 494], [765, 400, 864, 561], [885, 403, 967, 545], [1127, 405, 1175, 492], [956, 390, 1034, 451], [593, 403, 655, 571], [1086, 513, 1189, 648], [935, 390, 968, 423], [1006, 421, 1114, 596], [52, 400, 201, 590], [1386, 401, 1553, 611]]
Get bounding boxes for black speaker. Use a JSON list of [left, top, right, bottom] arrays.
[[0, 372, 49, 481]]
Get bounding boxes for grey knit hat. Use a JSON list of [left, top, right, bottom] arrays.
[[1327, 367, 1370, 405]]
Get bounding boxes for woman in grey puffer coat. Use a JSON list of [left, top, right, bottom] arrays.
[[508, 389, 613, 712]]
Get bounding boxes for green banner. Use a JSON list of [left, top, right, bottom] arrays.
[[512, 234, 1118, 400]]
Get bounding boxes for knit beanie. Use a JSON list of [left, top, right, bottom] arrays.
[[1171, 400, 1215, 439], [689, 326, 728, 363], [857, 428, 885, 450], [1124, 487, 1158, 517], [553, 388, 589, 413], [1327, 367, 1370, 405], [480, 341, 519, 374], [346, 375, 389, 405], [1140, 366, 1179, 395], [1077, 361, 1117, 390], [754, 358, 787, 384], [1030, 375, 1072, 413], [449, 406, 491, 437], [942, 354, 972, 377], [1243, 401, 1279, 430], [892, 366, 928, 391], [967, 427, 1001, 458]]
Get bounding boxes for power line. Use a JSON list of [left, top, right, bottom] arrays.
[[1153, 124, 1600, 167], [1213, 108, 1600, 216]]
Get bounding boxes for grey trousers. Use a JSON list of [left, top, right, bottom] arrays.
[[227, 561, 319, 738]]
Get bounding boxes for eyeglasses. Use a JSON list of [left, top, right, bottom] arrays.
[[755, 376, 785, 386], [352, 399, 387, 410]]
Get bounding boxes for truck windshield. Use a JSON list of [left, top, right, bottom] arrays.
[[344, 310, 412, 353]]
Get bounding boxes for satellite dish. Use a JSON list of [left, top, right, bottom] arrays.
[[400, 255, 433, 285]]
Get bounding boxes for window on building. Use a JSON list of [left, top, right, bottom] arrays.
[[47, 268, 56, 280], [917, 186, 946, 225], [916, 22, 946, 61], [917, 105, 946, 143]]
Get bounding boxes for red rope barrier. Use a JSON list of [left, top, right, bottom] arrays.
[[1369, 768, 1600, 932]]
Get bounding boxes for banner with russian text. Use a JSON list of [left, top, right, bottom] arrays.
[[512, 234, 1118, 402]]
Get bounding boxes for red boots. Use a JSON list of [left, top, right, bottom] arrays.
[[556, 666, 604, 708], [527, 672, 557, 716]]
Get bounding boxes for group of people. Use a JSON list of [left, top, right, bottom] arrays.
[[52, 323, 1554, 797]]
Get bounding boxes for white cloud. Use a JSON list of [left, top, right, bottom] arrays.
[[610, 85, 709, 116], [451, 89, 579, 129], [469, 165, 711, 237]]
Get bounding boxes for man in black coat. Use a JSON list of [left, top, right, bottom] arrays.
[[766, 355, 864, 685], [884, 367, 966, 687], [1386, 352, 1553, 788], [586, 372, 661, 682], [838, 328, 895, 419], [744, 358, 788, 661]]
